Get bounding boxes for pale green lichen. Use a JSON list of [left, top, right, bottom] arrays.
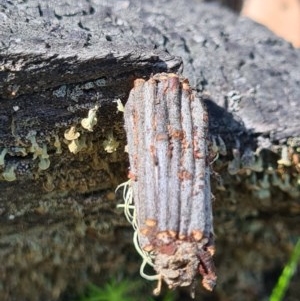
[[245, 172, 260, 191], [38, 144, 50, 170], [2, 164, 17, 181], [64, 126, 80, 141], [211, 137, 219, 160], [64, 126, 83, 154], [287, 137, 300, 147], [95, 78, 107, 87], [69, 85, 84, 101], [217, 136, 227, 156], [0, 148, 8, 166], [68, 136, 87, 154], [103, 133, 119, 153], [38, 158, 50, 170], [279, 174, 299, 198], [116, 99, 125, 113], [80, 82, 95, 90], [78, 135, 87, 151], [13, 147, 27, 156], [250, 154, 263, 173], [270, 169, 281, 187], [227, 149, 241, 175], [68, 139, 81, 154], [278, 174, 292, 192], [81, 105, 99, 132], [211, 136, 227, 163], [54, 135, 62, 154], [53, 85, 67, 98], [254, 173, 271, 200], [277, 146, 292, 167], [67, 135, 87, 154], [43, 174, 55, 192], [27, 131, 43, 159]]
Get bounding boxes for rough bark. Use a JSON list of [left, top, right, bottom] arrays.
[[0, 1, 300, 300]]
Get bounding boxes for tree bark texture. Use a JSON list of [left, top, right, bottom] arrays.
[[0, 0, 300, 300]]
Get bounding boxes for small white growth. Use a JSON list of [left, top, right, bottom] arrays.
[[270, 169, 281, 187], [64, 126, 83, 154], [41, 144, 49, 159], [228, 148, 241, 175], [227, 90, 242, 113], [81, 105, 99, 131], [217, 136, 227, 156], [43, 174, 55, 192], [250, 154, 263, 172], [0, 148, 8, 166], [116, 180, 160, 289], [2, 164, 17, 181], [242, 148, 263, 173], [54, 135, 62, 154], [68, 140, 80, 154], [259, 173, 270, 190], [246, 172, 260, 191], [103, 133, 119, 153], [278, 174, 292, 192], [253, 173, 271, 199], [287, 137, 300, 148], [8, 214, 15, 220], [211, 137, 219, 158], [27, 131, 43, 159], [211, 136, 227, 163], [116, 99, 125, 113], [13, 147, 27, 156], [277, 146, 292, 167], [38, 144, 50, 170], [64, 126, 80, 141]]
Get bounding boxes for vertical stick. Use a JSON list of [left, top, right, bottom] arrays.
[[122, 73, 216, 293]]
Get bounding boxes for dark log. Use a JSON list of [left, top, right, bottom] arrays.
[[0, 0, 300, 300]]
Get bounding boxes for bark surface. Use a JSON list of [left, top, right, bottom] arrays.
[[0, 1, 300, 300]]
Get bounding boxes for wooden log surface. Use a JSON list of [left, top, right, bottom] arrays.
[[0, 0, 300, 300]]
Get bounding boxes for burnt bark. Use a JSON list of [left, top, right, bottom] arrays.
[[0, 1, 300, 300]]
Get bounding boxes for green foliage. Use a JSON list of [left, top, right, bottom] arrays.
[[79, 279, 176, 301], [79, 280, 137, 301], [148, 290, 176, 301], [269, 238, 300, 301]]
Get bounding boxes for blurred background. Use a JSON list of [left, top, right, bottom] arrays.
[[210, 0, 300, 47]]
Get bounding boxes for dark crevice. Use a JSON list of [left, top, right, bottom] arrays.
[[78, 21, 90, 31], [37, 4, 43, 17], [54, 12, 62, 20]]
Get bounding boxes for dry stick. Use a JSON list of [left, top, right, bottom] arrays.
[[189, 88, 207, 239], [166, 75, 182, 233], [135, 80, 147, 232], [154, 75, 169, 233], [122, 73, 217, 295], [143, 79, 158, 227], [179, 81, 194, 238]]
